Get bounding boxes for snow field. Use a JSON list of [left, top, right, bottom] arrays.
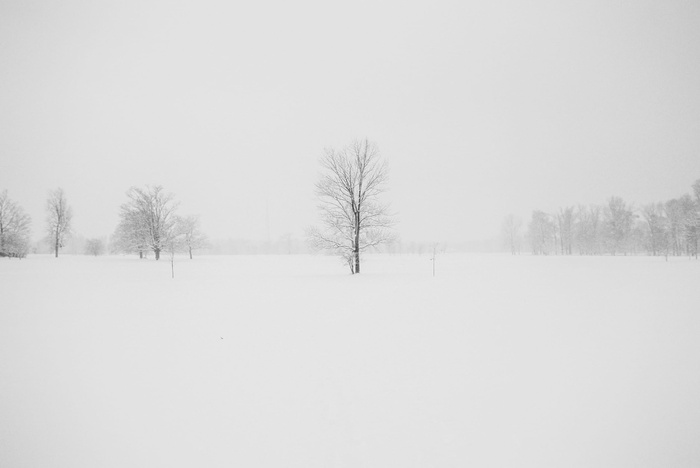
[[1, 254, 699, 467]]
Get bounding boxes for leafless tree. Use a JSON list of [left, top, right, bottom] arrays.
[[529, 210, 554, 255], [164, 232, 187, 278], [664, 197, 686, 256], [0, 190, 32, 258], [676, 194, 698, 258], [556, 207, 575, 255], [308, 139, 395, 274], [501, 214, 522, 255], [690, 182, 700, 258], [84, 238, 105, 256], [692, 179, 700, 204], [176, 215, 208, 259], [46, 188, 72, 258], [641, 203, 667, 256], [111, 207, 149, 257], [604, 196, 635, 255], [115, 185, 179, 260], [575, 205, 603, 255]]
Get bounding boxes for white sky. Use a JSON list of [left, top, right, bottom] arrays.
[[1, 0, 699, 243]]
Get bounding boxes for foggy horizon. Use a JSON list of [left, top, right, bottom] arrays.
[[2, 0, 699, 245]]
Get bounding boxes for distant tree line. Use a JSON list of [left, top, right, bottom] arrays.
[[503, 179, 700, 258], [1, 185, 207, 260]]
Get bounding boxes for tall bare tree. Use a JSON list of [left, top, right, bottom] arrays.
[[116, 185, 179, 260], [0, 190, 32, 258], [46, 188, 72, 258], [308, 139, 394, 274]]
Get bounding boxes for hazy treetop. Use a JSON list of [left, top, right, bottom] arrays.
[[1, 0, 699, 242]]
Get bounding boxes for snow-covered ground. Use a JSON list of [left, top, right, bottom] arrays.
[[1, 253, 699, 467]]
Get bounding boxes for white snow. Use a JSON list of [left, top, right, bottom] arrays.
[[1, 253, 699, 467]]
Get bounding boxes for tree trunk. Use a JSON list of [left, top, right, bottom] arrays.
[[559, 227, 564, 255], [189, 247, 192, 260], [354, 213, 360, 274], [155, 248, 160, 260], [55, 235, 59, 258]]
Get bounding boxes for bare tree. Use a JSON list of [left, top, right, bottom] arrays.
[[678, 194, 698, 259], [556, 207, 575, 255], [176, 215, 208, 259], [574, 205, 602, 255], [0, 190, 32, 258], [111, 208, 147, 258], [692, 179, 700, 204], [529, 210, 554, 255], [308, 139, 394, 274], [84, 238, 105, 256], [115, 186, 179, 260], [164, 232, 186, 278], [46, 188, 72, 258], [641, 203, 667, 256], [664, 198, 685, 256], [690, 180, 700, 258], [604, 196, 634, 255], [501, 214, 522, 255]]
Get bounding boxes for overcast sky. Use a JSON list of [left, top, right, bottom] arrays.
[[1, 0, 699, 244]]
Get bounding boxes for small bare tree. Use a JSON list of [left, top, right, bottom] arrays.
[[501, 214, 522, 255], [85, 238, 105, 256], [176, 215, 208, 259], [308, 139, 394, 274], [164, 232, 186, 278], [46, 188, 72, 258]]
